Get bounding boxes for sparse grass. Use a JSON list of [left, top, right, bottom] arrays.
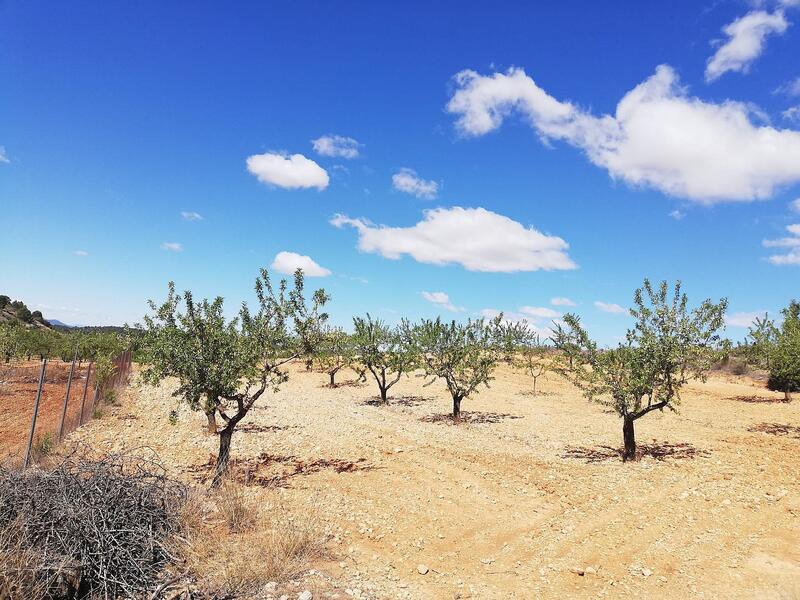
[[30, 433, 53, 463], [176, 483, 330, 596], [214, 478, 257, 533]]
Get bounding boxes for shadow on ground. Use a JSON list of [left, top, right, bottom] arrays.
[[363, 395, 433, 407], [187, 452, 376, 487], [421, 411, 524, 425], [562, 441, 710, 463], [727, 395, 790, 404], [748, 422, 800, 439], [237, 423, 298, 434]]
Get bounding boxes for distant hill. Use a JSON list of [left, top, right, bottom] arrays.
[[48, 319, 72, 328], [0, 295, 52, 329]]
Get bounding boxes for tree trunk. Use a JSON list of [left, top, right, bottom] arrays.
[[329, 371, 336, 387], [532, 377, 537, 396], [785, 390, 793, 402], [379, 386, 388, 404], [452, 396, 462, 421], [622, 415, 636, 461], [205, 409, 217, 434], [212, 427, 233, 487], [305, 359, 313, 371]]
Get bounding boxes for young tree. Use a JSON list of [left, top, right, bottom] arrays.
[[745, 313, 779, 370], [514, 333, 551, 396], [351, 314, 416, 404], [767, 300, 800, 401], [410, 315, 509, 420], [142, 268, 328, 485], [550, 320, 580, 373], [559, 280, 726, 461], [315, 326, 354, 387]]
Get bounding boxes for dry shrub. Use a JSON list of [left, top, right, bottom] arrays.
[[177, 486, 329, 596], [0, 449, 186, 599]]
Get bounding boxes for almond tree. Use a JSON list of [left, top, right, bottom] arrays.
[[409, 315, 509, 420], [315, 326, 354, 387], [351, 314, 416, 404], [767, 300, 800, 401], [514, 333, 551, 396], [142, 268, 328, 485], [558, 279, 726, 461]]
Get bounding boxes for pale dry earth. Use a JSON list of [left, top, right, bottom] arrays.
[[69, 363, 800, 599]]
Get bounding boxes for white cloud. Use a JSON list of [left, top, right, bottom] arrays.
[[392, 168, 439, 199], [669, 209, 686, 220], [594, 301, 626, 314], [763, 223, 800, 264], [550, 297, 576, 307], [331, 206, 576, 273], [783, 106, 800, 123], [519, 306, 560, 319], [0, 146, 8, 163], [790, 198, 800, 212], [446, 65, 800, 203], [73, 250, 89, 257], [312, 135, 361, 159], [181, 211, 203, 221], [705, 11, 788, 82], [271, 251, 331, 277], [421, 291, 463, 312], [161, 242, 183, 252], [775, 76, 800, 97], [726, 310, 769, 328], [246, 152, 329, 190]]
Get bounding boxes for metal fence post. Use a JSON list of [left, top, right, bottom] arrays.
[[23, 358, 48, 468], [57, 347, 78, 441], [79, 362, 93, 425]]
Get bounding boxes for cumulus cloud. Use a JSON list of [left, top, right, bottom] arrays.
[[669, 209, 686, 220], [446, 65, 800, 203], [790, 198, 800, 212], [594, 301, 626, 314], [421, 291, 463, 312], [0, 146, 8, 163], [392, 168, 439, 199], [519, 306, 560, 319], [271, 251, 331, 277], [331, 206, 576, 273], [161, 242, 183, 252], [705, 11, 788, 82], [726, 310, 769, 328], [763, 223, 800, 264], [73, 250, 89, 257], [246, 152, 329, 190], [550, 297, 576, 307], [180, 211, 203, 221], [312, 135, 361, 159]]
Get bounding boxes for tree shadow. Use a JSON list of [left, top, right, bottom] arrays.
[[362, 395, 433, 407], [237, 423, 298, 434], [519, 390, 556, 397], [187, 452, 376, 487], [727, 395, 789, 404], [321, 378, 366, 389], [748, 422, 800, 439], [421, 411, 523, 425], [562, 441, 709, 463]]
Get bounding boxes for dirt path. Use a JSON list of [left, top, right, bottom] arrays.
[[71, 363, 800, 599]]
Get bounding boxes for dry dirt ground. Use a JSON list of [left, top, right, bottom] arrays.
[[0, 360, 95, 462], [69, 362, 800, 599]]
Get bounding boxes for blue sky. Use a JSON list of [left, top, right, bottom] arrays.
[[2, 0, 800, 343]]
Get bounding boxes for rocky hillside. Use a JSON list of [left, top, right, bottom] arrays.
[[0, 295, 52, 329]]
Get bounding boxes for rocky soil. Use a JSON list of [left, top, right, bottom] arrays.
[[71, 363, 800, 599]]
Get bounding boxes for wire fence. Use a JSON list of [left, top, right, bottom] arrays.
[[0, 350, 132, 467]]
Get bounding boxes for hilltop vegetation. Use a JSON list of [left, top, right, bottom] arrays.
[[0, 295, 50, 329]]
